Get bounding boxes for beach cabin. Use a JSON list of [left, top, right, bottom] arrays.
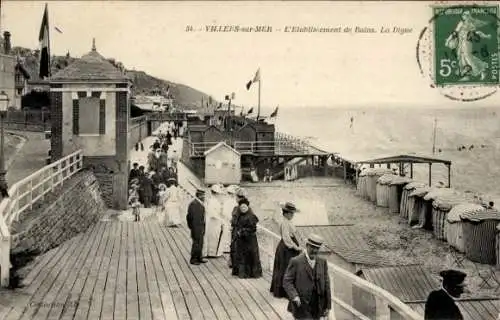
[[204, 142, 241, 185], [237, 123, 257, 142], [204, 125, 225, 143]]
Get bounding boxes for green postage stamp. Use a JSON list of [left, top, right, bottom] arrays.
[[433, 5, 499, 86]]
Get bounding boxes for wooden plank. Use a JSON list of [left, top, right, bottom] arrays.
[[145, 222, 190, 320], [126, 222, 139, 320], [150, 223, 205, 319], [20, 246, 61, 287], [4, 235, 80, 320], [87, 222, 119, 319], [58, 222, 107, 320], [101, 223, 122, 320], [46, 223, 105, 319], [114, 221, 128, 320], [134, 221, 153, 320], [140, 221, 171, 320], [72, 221, 113, 320], [169, 226, 262, 320], [165, 227, 230, 320], [173, 226, 287, 320], [13, 234, 85, 320]]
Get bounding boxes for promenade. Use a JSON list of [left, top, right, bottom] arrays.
[[0, 131, 293, 320], [5, 131, 50, 187]]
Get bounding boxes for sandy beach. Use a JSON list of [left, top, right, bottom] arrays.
[[244, 176, 498, 299]]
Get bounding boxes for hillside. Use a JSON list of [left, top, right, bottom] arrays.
[[12, 46, 215, 109]]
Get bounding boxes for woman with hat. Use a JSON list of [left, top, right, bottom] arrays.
[[229, 187, 250, 268], [270, 202, 303, 298], [203, 184, 227, 258], [163, 178, 182, 227], [232, 198, 263, 278]]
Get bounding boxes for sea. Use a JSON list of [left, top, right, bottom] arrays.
[[270, 106, 500, 202]]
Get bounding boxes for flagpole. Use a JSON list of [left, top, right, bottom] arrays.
[[257, 78, 261, 121]]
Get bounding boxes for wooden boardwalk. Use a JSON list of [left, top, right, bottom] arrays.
[[0, 221, 290, 320]]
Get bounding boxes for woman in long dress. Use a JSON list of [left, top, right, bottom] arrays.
[[445, 11, 491, 81], [270, 202, 302, 298], [232, 198, 263, 278], [157, 183, 168, 225], [203, 184, 226, 258], [164, 178, 182, 227]]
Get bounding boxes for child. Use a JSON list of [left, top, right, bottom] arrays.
[[129, 185, 141, 222]]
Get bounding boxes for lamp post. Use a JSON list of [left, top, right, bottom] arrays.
[[0, 91, 10, 196]]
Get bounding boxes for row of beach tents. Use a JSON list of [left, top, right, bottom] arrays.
[[357, 167, 500, 267]]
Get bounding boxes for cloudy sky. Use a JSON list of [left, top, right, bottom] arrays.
[[2, 1, 499, 108]]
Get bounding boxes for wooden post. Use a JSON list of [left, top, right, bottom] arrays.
[[343, 160, 347, 183], [428, 163, 432, 186], [410, 163, 413, 178], [447, 163, 451, 187]]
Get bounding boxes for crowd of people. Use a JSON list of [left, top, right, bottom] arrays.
[[127, 126, 180, 223], [186, 185, 334, 319]]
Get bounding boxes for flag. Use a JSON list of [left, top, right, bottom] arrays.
[[225, 95, 230, 101], [217, 102, 222, 109], [246, 68, 260, 90], [247, 107, 254, 115], [231, 92, 235, 100], [54, 26, 63, 33], [39, 3, 51, 79], [270, 106, 279, 118]]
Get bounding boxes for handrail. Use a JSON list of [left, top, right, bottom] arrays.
[[176, 178, 422, 320], [0, 149, 84, 287]]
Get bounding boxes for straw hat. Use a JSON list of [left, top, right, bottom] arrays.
[[226, 185, 239, 195], [306, 234, 324, 248], [211, 184, 224, 194], [280, 202, 299, 213], [236, 188, 247, 198]]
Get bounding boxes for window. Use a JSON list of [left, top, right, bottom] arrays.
[[73, 96, 106, 135]]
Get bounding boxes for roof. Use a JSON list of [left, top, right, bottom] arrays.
[[204, 141, 240, 156], [357, 154, 452, 166], [296, 225, 393, 266], [408, 298, 500, 320], [51, 49, 130, 82], [359, 265, 440, 302]]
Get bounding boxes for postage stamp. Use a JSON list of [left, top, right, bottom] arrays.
[[416, 3, 500, 101], [433, 6, 499, 86]]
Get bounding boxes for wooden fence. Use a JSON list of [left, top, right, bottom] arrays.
[[0, 149, 83, 287], [3, 110, 51, 132]]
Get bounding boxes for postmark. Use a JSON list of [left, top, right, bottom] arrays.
[[416, 3, 500, 101]]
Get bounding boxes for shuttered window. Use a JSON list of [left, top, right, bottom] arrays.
[[99, 99, 106, 134], [72, 99, 79, 135]]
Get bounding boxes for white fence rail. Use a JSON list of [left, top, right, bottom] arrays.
[[177, 179, 422, 320], [0, 149, 83, 287]]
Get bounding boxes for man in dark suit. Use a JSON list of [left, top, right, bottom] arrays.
[[424, 269, 467, 320], [283, 234, 332, 320], [187, 189, 207, 265]]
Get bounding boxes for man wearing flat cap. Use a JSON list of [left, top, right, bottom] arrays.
[[424, 269, 466, 320], [283, 234, 332, 320], [186, 189, 207, 265]]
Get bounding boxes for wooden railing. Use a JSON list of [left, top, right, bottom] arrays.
[[187, 132, 329, 157], [176, 178, 422, 320], [0, 149, 84, 287]]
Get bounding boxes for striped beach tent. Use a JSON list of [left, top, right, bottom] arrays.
[[446, 203, 486, 252], [388, 175, 412, 214], [462, 210, 500, 264], [400, 181, 426, 221]]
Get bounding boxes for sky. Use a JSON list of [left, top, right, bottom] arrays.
[[2, 1, 500, 109]]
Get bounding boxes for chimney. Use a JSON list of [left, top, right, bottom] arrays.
[[3, 31, 11, 55]]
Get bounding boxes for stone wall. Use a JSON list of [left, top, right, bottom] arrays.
[[11, 170, 106, 255]]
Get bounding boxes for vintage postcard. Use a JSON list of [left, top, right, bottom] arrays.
[[0, 1, 499, 320]]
